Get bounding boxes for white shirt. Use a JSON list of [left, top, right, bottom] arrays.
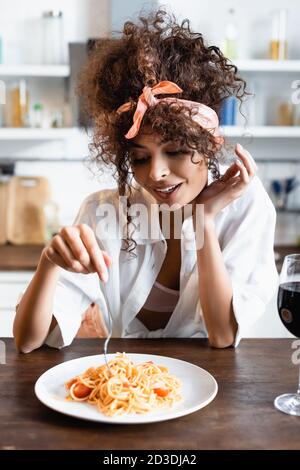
[[45, 172, 278, 349]]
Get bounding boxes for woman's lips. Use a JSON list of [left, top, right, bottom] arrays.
[[151, 183, 183, 200]]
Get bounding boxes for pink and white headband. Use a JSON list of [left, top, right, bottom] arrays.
[[117, 80, 221, 141]]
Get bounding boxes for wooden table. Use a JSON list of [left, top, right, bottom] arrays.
[[0, 244, 44, 271], [1, 338, 300, 450], [0, 244, 299, 272]]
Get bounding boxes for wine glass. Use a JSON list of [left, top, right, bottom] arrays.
[[274, 254, 300, 416]]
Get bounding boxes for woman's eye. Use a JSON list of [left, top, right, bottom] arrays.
[[131, 156, 149, 165]]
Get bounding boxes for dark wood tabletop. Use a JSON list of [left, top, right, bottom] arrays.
[[0, 244, 44, 271], [0, 244, 299, 271], [0, 338, 299, 450]]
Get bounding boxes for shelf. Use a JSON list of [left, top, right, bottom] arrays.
[[1, 61, 299, 76], [233, 60, 300, 72], [276, 208, 300, 214], [0, 127, 84, 140], [1, 126, 299, 140], [0, 64, 70, 77], [222, 126, 300, 138]]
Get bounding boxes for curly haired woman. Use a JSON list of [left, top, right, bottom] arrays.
[[14, 10, 278, 353]]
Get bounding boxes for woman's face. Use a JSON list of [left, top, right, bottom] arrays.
[[130, 132, 208, 208]]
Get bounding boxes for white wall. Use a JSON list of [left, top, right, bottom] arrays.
[[0, 0, 110, 64], [111, 0, 158, 32], [161, 0, 300, 59], [0, 0, 114, 226]]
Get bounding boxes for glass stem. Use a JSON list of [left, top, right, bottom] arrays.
[[297, 365, 300, 396]]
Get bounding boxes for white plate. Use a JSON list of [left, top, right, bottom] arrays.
[[35, 353, 218, 424]]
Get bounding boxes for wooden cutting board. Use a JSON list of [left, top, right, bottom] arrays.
[[7, 176, 51, 245], [0, 177, 11, 245]]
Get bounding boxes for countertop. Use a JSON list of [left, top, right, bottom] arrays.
[[0, 244, 44, 271], [0, 244, 299, 272], [1, 338, 299, 450]]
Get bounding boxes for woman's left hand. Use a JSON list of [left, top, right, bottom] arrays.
[[194, 143, 258, 220]]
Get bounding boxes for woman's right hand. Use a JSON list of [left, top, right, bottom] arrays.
[[42, 223, 112, 282]]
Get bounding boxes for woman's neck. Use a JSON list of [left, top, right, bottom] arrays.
[[159, 207, 184, 241]]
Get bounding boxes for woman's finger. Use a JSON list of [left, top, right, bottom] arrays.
[[102, 251, 113, 267], [52, 234, 78, 269], [44, 246, 65, 268], [235, 143, 257, 177], [78, 224, 109, 282], [60, 229, 92, 272], [220, 163, 240, 182], [242, 146, 258, 171], [236, 159, 250, 184], [45, 245, 89, 273]]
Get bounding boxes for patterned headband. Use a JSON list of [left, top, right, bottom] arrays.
[[117, 80, 221, 141]]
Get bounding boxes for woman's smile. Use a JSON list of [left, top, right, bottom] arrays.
[[130, 133, 208, 207]]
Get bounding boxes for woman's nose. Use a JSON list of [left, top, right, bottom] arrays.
[[148, 157, 170, 181]]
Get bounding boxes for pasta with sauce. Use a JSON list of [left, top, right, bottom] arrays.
[[66, 353, 182, 416]]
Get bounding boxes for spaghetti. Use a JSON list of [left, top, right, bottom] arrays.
[[66, 353, 182, 416]]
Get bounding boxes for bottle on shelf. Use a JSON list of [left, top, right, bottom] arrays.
[[294, 107, 300, 127], [43, 200, 60, 243], [222, 8, 238, 60], [31, 102, 44, 128], [269, 9, 288, 60], [277, 101, 293, 126], [220, 96, 237, 126], [42, 10, 65, 64], [10, 80, 30, 127], [292, 82, 300, 126], [50, 110, 64, 128]]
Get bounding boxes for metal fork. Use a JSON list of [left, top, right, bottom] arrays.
[[103, 308, 113, 374]]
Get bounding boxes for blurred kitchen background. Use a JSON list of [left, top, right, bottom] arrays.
[[0, 0, 300, 338]]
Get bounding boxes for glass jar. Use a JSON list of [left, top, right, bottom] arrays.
[[43, 200, 60, 243], [277, 101, 294, 126], [42, 11, 65, 64], [222, 8, 238, 60], [269, 9, 288, 60], [10, 80, 30, 127]]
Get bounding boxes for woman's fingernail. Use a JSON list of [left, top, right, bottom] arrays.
[[101, 271, 108, 283], [236, 143, 243, 151]]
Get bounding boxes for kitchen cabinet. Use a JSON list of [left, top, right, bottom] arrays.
[[0, 245, 43, 337], [0, 271, 34, 336]]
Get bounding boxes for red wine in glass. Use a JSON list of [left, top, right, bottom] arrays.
[[275, 254, 300, 416], [278, 282, 300, 337]]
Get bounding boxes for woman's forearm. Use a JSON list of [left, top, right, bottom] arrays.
[[13, 250, 61, 353], [196, 218, 238, 348]]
